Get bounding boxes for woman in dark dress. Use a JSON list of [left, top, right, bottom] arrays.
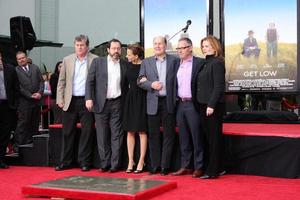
[[123, 44, 147, 173], [193, 36, 225, 179], [49, 61, 62, 123]]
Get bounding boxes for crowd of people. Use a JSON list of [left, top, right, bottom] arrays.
[[0, 34, 226, 179]]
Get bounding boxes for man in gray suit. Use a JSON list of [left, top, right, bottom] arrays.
[[14, 51, 44, 147], [86, 39, 128, 173], [55, 35, 97, 171], [138, 36, 178, 175]]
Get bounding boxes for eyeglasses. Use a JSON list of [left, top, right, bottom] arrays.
[[176, 46, 191, 51]]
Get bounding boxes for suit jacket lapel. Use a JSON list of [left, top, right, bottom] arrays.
[[27, 64, 33, 76], [166, 54, 172, 80], [191, 57, 198, 82], [19, 66, 30, 77], [69, 54, 76, 78], [150, 57, 159, 79], [103, 57, 108, 84], [87, 53, 93, 71]]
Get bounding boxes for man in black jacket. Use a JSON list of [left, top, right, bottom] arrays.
[[0, 50, 20, 168], [173, 38, 204, 178], [14, 51, 44, 147]]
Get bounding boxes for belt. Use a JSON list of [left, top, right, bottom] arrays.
[[106, 96, 121, 101], [179, 97, 192, 102], [158, 96, 166, 100], [72, 96, 84, 99]]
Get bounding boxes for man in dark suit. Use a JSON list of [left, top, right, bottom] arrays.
[[14, 51, 44, 148], [86, 39, 128, 172], [172, 37, 204, 178], [55, 35, 97, 171], [0, 51, 20, 168], [138, 36, 178, 175]]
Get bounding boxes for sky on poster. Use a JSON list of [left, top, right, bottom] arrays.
[[144, 0, 207, 48], [225, 0, 297, 45]]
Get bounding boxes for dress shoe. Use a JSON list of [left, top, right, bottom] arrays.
[[0, 161, 9, 169], [109, 168, 118, 173], [192, 169, 203, 178], [160, 168, 169, 176], [98, 167, 109, 172], [219, 170, 226, 176], [81, 166, 90, 172], [173, 168, 193, 176], [149, 167, 160, 175], [55, 164, 71, 171], [200, 174, 218, 179]]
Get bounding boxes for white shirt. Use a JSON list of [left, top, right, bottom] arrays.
[[72, 56, 87, 96], [106, 55, 121, 98], [155, 56, 167, 96], [22, 64, 29, 72]]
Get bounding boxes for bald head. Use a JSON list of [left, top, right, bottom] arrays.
[[153, 36, 167, 57], [153, 36, 167, 45]]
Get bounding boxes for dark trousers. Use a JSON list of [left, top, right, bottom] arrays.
[[199, 103, 224, 176], [15, 105, 40, 145], [50, 99, 62, 123], [0, 101, 17, 160], [60, 97, 94, 166], [176, 101, 203, 170], [148, 98, 175, 169], [94, 98, 123, 169]]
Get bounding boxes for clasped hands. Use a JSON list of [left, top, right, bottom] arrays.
[[151, 81, 163, 91], [139, 76, 163, 91], [31, 93, 41, 100]]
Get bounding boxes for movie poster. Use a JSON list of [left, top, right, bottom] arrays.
[[224, 0, 298, 92], [143, 0, 207, 58]]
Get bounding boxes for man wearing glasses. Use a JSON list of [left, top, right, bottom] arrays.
[[173, 37, 204, 178]]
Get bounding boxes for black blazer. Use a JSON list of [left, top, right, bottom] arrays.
[[85, 56, 128, 113], [175, 56, 205, 104], [3, 64, 20, 109], [192, 55, 225, 109]]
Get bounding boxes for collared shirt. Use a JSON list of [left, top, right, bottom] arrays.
[[177, 56, 193, 98], [106, 55, 121, 98], [0, 66, 7, 99], [22, 64, 29, 72], [155, 56, 167, 96], [72, 56, 88, 96]]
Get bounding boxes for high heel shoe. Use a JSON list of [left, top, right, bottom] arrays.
[[126, 168, 134, 173], [134, 163, 145, 174], [126, 162, 135, 173]]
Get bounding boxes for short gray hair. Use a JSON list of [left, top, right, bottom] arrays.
[[74, 34, 89, 46], [178, 37, 193, 46]]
